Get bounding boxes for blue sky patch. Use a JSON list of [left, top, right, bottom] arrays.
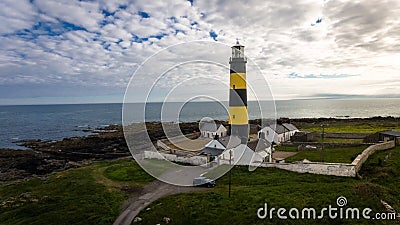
[[209, 30, 218, 40], [138, 11, 150, 18]]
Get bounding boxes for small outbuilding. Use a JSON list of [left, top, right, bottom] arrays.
[[379, 130, 400, 145], [199, 123, 228, 139], [258, 123, 299, 144]]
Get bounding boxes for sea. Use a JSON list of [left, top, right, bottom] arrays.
[[1, 98, 400, 149]]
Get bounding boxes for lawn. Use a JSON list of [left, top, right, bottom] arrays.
[[136, 147, 400, 225], [1, 147, 399, 225], [284, 145, 367, 163], [294, 119, 400, 134], [316, 137, 364, 143], [0, 158, 155, 225], [274, 145, 298, 152]]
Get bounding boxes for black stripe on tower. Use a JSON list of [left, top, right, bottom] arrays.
[[230, 61, 246, 73], [229, 89, 247, 106]]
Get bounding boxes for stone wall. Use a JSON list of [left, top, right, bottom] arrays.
[[260, 162, 356, 177], [148, 141, 395, 177], [289, 142, 367, 149], [352, 141, 395, 173], [143, 151, 207, 165], [262, 141, 395, 177], [325, 133, 368, 139]]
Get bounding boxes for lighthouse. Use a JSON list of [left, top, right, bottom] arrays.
[[228, 40, 248, 144]]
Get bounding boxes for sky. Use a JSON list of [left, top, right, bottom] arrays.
[[0, 0, 400, 105]]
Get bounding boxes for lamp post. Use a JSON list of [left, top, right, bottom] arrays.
[[321, 124, 325, 162], [229, 149, 232, 198]]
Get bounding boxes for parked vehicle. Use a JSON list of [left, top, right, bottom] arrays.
[[193, 177, 216, 187]]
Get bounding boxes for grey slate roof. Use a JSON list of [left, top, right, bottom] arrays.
[[247, 139, 271, 151], [219, 135, 241, 149], [269, 124, 287, 134], [282, 123, 298, 131], [199, 147, 225, 156], [380, 130, 400, 137]]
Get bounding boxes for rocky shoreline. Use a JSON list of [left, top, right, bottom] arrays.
[[0, 122, 200, 182]]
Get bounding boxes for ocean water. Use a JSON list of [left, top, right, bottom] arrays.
[[1, 98, 400, 149]]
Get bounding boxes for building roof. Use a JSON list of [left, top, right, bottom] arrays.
[[199, 147, 225, 156], [204, 139, 226, 150], [380, 130, 400, 137], [292, 131, 309, 137], [269, 124, 287, 134], [200, 123, 224, 132], [282, 123, 298, 131], [247, 139, 271, 152], [219, 135, 241, 149], [228, 144, 265, 166], [201, 136, 272, 157]]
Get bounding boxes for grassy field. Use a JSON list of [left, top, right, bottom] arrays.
[[0, 158, 155, 225], [1, 148, 399, 225], [274, 145, 298, 152], [285, 146, 367, 163], [136, 147, 400, 225], [316, 137, 364, 143], [295, 119, 400, 133]]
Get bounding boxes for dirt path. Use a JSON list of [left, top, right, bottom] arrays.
[[272, 151, 298, 159], [113, 180, 205, 225]]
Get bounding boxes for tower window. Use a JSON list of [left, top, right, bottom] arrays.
[[232, 115, 235, 119], [233, 85, 235, 89]]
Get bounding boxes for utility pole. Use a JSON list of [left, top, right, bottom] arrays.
[[229, 150, 232, 198], [321, 124, 325, 162]]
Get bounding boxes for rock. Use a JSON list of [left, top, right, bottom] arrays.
[[19, 192, 32, 199], [163, 217, 171, 223], [133, 217, 142, 223]]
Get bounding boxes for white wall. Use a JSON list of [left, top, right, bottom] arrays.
[[258, 127, 299, 144], [201, 125, 227, 138], [144, 151, 207, 165], [258, 127, 281, 144]]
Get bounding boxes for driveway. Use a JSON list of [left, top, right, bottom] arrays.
[[113, 180, 206, 225]]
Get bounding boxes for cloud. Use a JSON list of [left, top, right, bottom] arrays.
[[0, 0, 399, 104], [287, 72, 357, 79], [0, 0, 38, 35]]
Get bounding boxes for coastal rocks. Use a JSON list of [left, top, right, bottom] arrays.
[[1, 122, 213, 182], [0, 149, 69, 181], [1, 192, 43, 209], [163, 217, 171, 223], [133, 217, 142, 223]]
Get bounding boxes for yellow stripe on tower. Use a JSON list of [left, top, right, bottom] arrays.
[[228, 106, 248, 125], [230, 73, 246, 89]]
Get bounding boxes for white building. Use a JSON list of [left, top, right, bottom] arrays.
[[200, 123, 228, 139], [258, 123, 299, 144], [200, 136, 272, 163], [282, 123, 299, 137]]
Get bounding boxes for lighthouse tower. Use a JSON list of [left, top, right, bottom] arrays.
[[228, 40, 248, 144]]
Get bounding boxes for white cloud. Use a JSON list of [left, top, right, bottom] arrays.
[[0, 0, 399, 104]]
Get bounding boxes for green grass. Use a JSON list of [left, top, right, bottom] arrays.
[[285, 146, 367, 163], [316, 137, 364, 143], [0, 158, 154, 225], [274, 145, 298, 152], [103, 159, 165, 183], [1, 146, 399, 225], [296, 120, 400, 134], [136, 147, 400, 225]]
